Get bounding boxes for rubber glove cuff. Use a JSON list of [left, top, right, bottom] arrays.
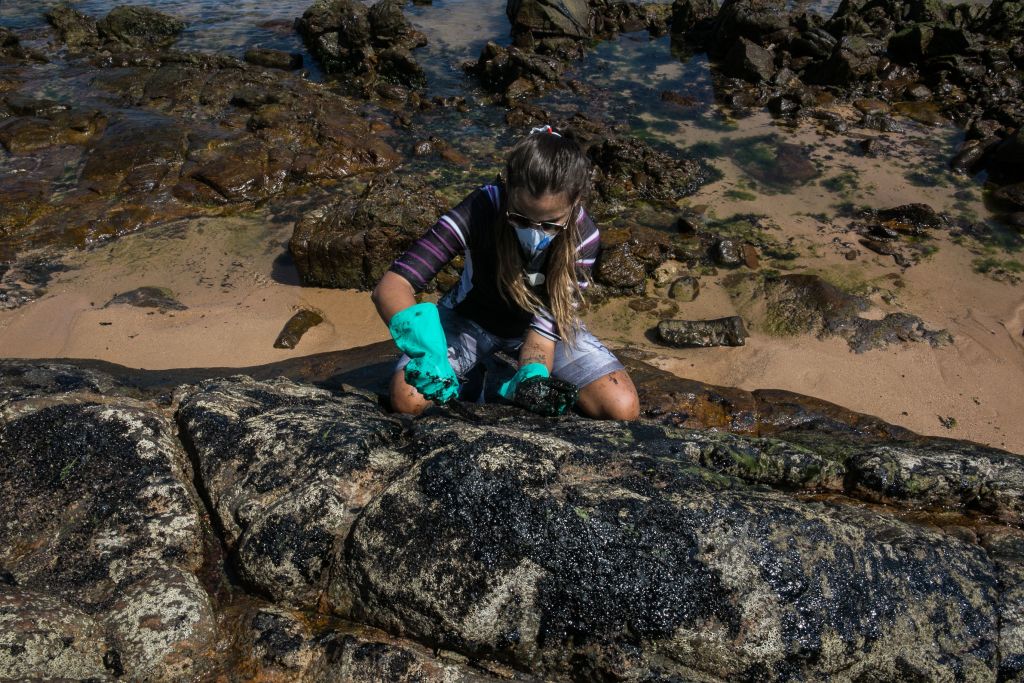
[[498, 362, 550, 401]]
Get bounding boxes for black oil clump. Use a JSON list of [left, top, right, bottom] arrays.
[[513, 376, 579, 417]]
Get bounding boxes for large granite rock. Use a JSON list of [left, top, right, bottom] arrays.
[[174, 375, 408, 606], [97, 5, 186, 49], [297, 0, 427, 88], [0, 391, 214, 680], [2, 362, 1022, 681], [507, 0, 594, 39], [336, 414, 1013, 680]]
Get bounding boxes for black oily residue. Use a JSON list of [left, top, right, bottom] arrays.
[[241, 495, 336, 586], [399, 433, 740, 648], [178, 384, 402, 495], [513, 376, 579, 417], [735, 499, 999, 678], [0, 403, 169, 598], [404, 368, 458, 400]]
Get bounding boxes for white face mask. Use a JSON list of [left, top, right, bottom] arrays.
[[515, 226, 553, 257]]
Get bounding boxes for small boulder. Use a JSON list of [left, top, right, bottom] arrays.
[[97, 6, 185, 49], [668, 275, 701, 301], [507, 0, 593, 39], [244, 47, 303, 70], [46, 4, 101, 48], [713, 238, 744, 266], [724, 37, 776, 82], [671, 0, 719, 33], [658, 316, 748, 346]]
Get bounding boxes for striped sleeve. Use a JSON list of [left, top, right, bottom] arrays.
[[530, 306, 560, 342], [388, 188, 485, 292], [574, 208, 600, 290]]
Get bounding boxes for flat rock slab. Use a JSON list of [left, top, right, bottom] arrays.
[[174, 376, 408, 606]]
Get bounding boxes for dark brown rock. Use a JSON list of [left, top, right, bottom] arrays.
[[274, 309, 325, 349], [46, 4, 101, 48], [97, 6, 186, 49], [657, 316, 748, 347], [290, 173, 450, 290], [507, 0, 594, 39], [724, 36, 776, 82], [244, 47, 304, 70]]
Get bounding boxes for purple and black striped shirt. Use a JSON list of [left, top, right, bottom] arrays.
[[389, 184, 600, 342]]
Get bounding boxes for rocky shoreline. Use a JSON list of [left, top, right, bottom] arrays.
[[2, 2, 1023, 678], [1, 353, 1022, 681]]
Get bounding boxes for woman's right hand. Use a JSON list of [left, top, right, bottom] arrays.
[[387, 302, 459, 403]]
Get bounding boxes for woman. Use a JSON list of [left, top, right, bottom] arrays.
[[371, 126, 639, 420]]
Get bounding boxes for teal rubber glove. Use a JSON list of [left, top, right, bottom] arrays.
[[388, 303, 459, 403], [498, 362, 550, 401]]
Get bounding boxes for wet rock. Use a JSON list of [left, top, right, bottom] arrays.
[[0, 390, 214, 680], [588, 135, 719, 203], [244, 47, 304, 70], [724, 37, 776, 82], [712, 238, 744, 266], [46, 3, 101, 48], [995, 183, 1024, 209], [950, 138, 993, 174], [97, 6, 186, 49], [338, 416, 1005, 680], [80, 117, 188, 194], [298, 0, 426, 89], [105, 286, 187, 310], [368, 0, 428, 50], [669, 275, 700, 301], [190, 139, 281, 202], [671, 0, 719, 33], [751, 273, 950, 352], [893, 100, 945, 125], [290, 173, 450, 290], [377, 46, 427, 89], [710, 0, 792, 55], [853, 98, 889, 115], [471, 41, 567, 95], [658, 316, 747, 347], [0, 117, 60, 154], [866, 203, 946, 235], [174, 376, 408, 606], [507, 0, 594, 39], [274, 309, 325, 349], [860, 237, 911, 266], [594, 242, 648, 290]]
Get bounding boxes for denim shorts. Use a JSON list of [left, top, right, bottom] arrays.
[[395, 305, 624, 400]]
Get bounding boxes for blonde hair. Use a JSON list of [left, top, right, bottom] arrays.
[[494, 130, 592, 346]]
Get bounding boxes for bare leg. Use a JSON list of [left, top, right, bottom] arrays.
[[389, 369, 431, 415], [575, 369, 640, 421]]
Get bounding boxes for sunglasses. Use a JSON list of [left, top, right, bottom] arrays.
[[506, 202, 577, 234]]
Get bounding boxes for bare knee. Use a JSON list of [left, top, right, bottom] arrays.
[[577, 370, 640, 421], [389, 370, 430, 415]]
